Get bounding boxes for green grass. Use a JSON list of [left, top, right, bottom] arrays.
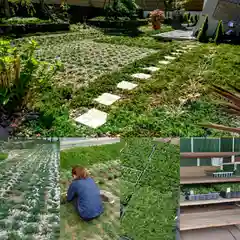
[[121, 138, 179, 240], [12, 24, 240, 137], [60, 142, 123, 169], [60, 142, 121, 240], [0, 152, 8, 160]]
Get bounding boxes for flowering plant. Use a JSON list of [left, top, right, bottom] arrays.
[[149, 9, 165, 30]]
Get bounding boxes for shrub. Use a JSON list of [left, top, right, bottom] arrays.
[[197, 15, 208, 42], [149, 9, 165, 30], [104, 0, 138, 20], [0, 40, 63, 110], [214, 20, 224, 44], [0, 152, 8, 160]]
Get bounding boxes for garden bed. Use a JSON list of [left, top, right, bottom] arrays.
[[0, 22, 70, 35], [0, 144, 60, 239]]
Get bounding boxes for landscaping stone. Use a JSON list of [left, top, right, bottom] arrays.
[[117, 81, 138, 90], [131, 73, 151, 80], [164, 56, 176, 61], [176, 49, 186, 53], [75, 108, 107, 128], [142, 66, 160, 72], [94, 93, 121, 106], [159, 60, 170, 65], [171, 52, 181, 56]]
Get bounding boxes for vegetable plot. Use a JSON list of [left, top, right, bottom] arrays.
[[0, 144, 60, 240]]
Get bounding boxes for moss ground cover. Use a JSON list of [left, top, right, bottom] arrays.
[[0, 143, 60, 239], [120, 138, 179, 240], [8, 24, 240, 137]]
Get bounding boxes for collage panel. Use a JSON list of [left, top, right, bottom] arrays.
[[59, 137, 122, 240], [180, 137, 240, 240], [121, 138, 180, 240], [0, 137, 60, 239]]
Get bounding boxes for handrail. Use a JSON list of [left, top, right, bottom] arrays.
[[180, 152, 240, 158]]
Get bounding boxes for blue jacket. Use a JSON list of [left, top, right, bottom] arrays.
[[67, 177, 103, 219]]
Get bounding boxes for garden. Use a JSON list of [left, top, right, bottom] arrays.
[[59, 138, 179, 240], [0, 140, 60, 239], [1, 0, 240, 137]]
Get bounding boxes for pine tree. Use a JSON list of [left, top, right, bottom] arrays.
[[214, 20, 224, 44], [197, 15, 209, 42]]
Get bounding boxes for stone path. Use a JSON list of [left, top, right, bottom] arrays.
[[74, 43, 198, 128], [153, 30, 196, 41]]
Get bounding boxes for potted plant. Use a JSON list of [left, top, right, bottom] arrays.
[[149, 9, 165, 30]]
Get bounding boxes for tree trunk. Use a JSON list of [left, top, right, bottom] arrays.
[[3, 0, 11, 18]]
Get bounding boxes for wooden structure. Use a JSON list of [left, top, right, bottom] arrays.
[[180, 138, 240, 239], [41, 0, 204, 11]]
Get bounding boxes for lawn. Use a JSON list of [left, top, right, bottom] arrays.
[[121, 138, 179, 240], [59, 138, 179, 240], [9, 24, 240, 137], [0, 142, 60, 239]]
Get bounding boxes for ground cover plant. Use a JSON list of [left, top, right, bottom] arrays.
[[0, 152, 8, 160], [4, 23, 240, 137], [38, 39, 157, 87], [60, 142, 122, 240], [120, 138, 179, 240], [0, 142, 60, 239]]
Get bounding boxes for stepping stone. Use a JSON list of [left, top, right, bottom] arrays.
[[176, 49, 186, 53], [75, 108, 107, 129], [171, 52, 181, 56], [142, 66, 160, 72], [159, 60, 170, 65], [117, 81, 137, 90], [94, 93, 121, 106], [164, 56, 176, 61], [131, 73, 151, 80]]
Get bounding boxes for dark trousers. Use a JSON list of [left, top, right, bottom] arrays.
[[72, 197, 100, 222]]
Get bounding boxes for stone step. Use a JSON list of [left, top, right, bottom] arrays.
[[131, 73, 151, 80], [164, 55, 176, 61], [94, 93, 121, 106], [159, 60, 170, 65], [117, 81, 138, 90], [75, 108, 107, 128], [142, 66, 160, 72]]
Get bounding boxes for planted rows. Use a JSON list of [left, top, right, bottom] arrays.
[[36, 39, 157, 87], [0, 145, 60, 239]]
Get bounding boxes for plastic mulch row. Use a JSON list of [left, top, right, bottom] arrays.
[[186, 192, 220, 201]]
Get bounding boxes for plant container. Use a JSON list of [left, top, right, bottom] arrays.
[[186, 192, 220, 201], [220, 191, 240, 198], [213, 172, 233, 178]]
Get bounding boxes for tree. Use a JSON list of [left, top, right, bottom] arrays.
[[1, 0, 11, 18]]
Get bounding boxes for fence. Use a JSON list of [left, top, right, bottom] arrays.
[[180, 138, 240, 174]]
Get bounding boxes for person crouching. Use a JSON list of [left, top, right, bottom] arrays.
[[67, 166, 104, 221]]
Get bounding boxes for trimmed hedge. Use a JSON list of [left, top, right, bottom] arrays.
[[0, 22, 70, 35], [87, 18, 148, 29]]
